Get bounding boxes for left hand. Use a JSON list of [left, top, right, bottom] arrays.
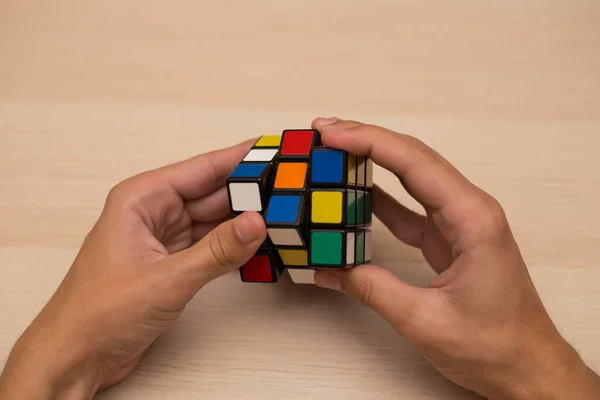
[[0, 141, 266, 400]]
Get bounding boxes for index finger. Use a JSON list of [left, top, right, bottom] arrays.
[[150, 139, 255, 200], [311, 118, 480, 211]]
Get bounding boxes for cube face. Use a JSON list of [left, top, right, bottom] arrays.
[[347, 189, 356, 226], [355, 231, 365, 264], [278, 249, 308, 267], [228, 182, 263, 212], [310, 190, 345, 225], [356, 190, 366, 226], [265, 193, 306, 247], [273, 162, 308, 191], [227, 128, 374, 284], [346, 231, 356, 266], [268, 227, 305, 246], [365, 191, 372, 226], [229, 162, 269, 178], [265, 194, 303, 225], [240, 253, 283, 283], [227, 162, 273, 213], [356, 156, 366, 187], [280, 129, 319, 158], [364, 230, 372, 263], [310, 148, 347, 186], [310, 231, 343, 266], [243, 148, 279, 162], [288, 268, 316, 284], [347, 155, 357, 186], [309, 230, 357, 268], [366, 158, 374, 188], [255, 135, 282, 148]]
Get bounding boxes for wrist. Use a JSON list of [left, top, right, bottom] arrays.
[[522, 339, 600, 400], [0, 322, 102, 400], [496, 336, 600, 400]]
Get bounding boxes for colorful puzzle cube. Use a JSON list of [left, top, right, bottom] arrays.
[[227, 129, 373, 284]]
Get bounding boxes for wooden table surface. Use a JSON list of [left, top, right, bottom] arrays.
[[1, 1, 599, 399]]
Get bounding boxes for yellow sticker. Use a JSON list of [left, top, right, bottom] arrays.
[[278, 249, 308, 266], [255, 135, 282, 147], [311, 191, 343, 223], [357, 156, 366, 186], [347, 155, 357, 185]]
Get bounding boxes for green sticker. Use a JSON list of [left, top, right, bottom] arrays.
[[365, 191, 372, 225], [347, 190, 356, 225], [355, 231, 365, 264], [356, 191, 365, 225], [310, 231, 343, 265]]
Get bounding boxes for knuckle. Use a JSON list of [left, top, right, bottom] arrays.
[[208, 228, 235, 269], [107, 178, 135, 204], [481, 194, 507, 227], [340, 121, 367, 134], [348, 275, 375, 308], [471, 192, 509, 239], [394, 293, 441, 340], [106, 173, 153, 207], [405, 135, 430, 155]]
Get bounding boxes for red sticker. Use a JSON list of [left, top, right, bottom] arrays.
[[281, 130, 314, 156], [241, 255, 273, 282]]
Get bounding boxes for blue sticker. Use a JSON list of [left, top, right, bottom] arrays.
[[265, 195, 301, 224], [311, 149, 343, 183], [229, 163, 268, 178]]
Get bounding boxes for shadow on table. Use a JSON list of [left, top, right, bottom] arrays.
[[116, 230, 479, 399]]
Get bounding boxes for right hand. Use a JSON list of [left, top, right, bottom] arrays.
[[312, 118, 600, 400]]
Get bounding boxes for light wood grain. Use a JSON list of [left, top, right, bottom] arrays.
[[1, 1, 599, 399]]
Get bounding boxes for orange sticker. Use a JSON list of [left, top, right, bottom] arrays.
[[274, 163, 308, 189]]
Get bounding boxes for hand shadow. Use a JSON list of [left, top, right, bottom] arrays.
[[266, 230, 480, 399], [107, 228, 481, 399]]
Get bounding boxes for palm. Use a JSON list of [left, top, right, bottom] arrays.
[[145, 203, 194, 258], [121, 186, 229, 263], [97, 185, 229, 382], [85, 148, 246, 391]]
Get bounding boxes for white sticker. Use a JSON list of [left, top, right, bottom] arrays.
[[267, 228, 304, 246], [288, 269, 316, 284], [229, 182, 262, 212], [364, 230, 372, 262], [243, 149, 279, 162], [357, 157, 366, 186], [346, 232, 355, 265], [366, 159, 374, 188]]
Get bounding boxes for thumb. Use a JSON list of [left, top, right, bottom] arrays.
[[314, 265, 427, 333], [162, 211, 266, 293]]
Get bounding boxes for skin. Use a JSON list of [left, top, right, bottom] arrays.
[[0, 118, 599, 399]]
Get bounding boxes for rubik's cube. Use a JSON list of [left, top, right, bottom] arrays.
[[226, 129, 373, 284]]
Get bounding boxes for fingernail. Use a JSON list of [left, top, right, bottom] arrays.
[[315, 271, 342, 291], [234, 213, 262, 244], [316, 117, 339, 126]]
